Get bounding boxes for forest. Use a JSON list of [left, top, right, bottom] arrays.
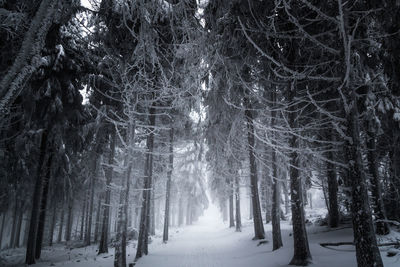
[[0, 0, 400, 267]]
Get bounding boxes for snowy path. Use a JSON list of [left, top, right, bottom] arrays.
[[135, 204, 256, 267]]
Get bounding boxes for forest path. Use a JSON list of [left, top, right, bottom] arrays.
[[134, 204, 283, 267]]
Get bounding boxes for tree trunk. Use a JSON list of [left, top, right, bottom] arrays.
[[287, 85, 312, 266], [0, 212, 6, 249], [99, 127, 116, 254], [9, 196, 18, 249], [57, 198, 64, 243], [249, 191, 253, 220], [94, 194, 102, 243], [282, 180, 290, 215], [35, 153, 53, 259], [65, 194, 73, 242], [15, 202, 24, 248], [163, 128, 174, 243], [366, 127, 390, 235], [326, 154, 340, 228], [85, 155, 98, 246], [229, 188, 235, 228], [235, 173, 242, 232], [244, 96, 265, 240], [115, 118, 135, 267], [323, 129, 340, 228], [26, 129, 48, 265], [136, 106, 156, 260], [271, 91, 283, 250], [345, 96, 383, 267], [114, 162, 132, 267], [150, 189, 155, 236], [79, 195, 86, 241]]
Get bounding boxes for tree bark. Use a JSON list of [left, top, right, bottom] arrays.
[[235, 173, 242, 232], [98, 127, 116, 254], [0, 212, 6, 249], [114, 162, 132, 267], [345, 99, 383, 267], [136, 106, 156, 260], [163, 128, 174, 243], [287, 85, 312, 266], [229, 188, 235, 228], [35, 153, 53, 259], [15, 201, 24, 248], [57, 197, 64, 243], [26, 129, 48, 265], [326, 143, 339, 228], [338, 2, 384, 264], [271, 90, 282, 250], [9, 196, 18, 249], [115, 118, 135, 267], [85, 155, 98, 246], [79, 195, 86, 241], [150, 189, 155, 236], [65, 193, 73, 242], [244, 96, 265, 240], [94, 194, 102, 243]]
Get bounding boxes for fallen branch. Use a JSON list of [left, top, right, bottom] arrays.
[[320, 242, 400, 248]]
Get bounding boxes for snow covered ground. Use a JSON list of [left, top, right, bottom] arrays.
[[1, 203, 399, 267]]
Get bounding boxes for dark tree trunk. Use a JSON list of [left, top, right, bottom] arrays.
[[326, 160, 339, 228], [366, 127, 390, 235], [79, 195, 86, 241], [94, 194, 102, 243], [9, 196, 18, 249], [114, 162, 132, 267], [99, 127, 116, 254], [235, 173, 242, 232], [282, 180, 290, 215], [287, 86, 312, 266], [65, 194, 73, 242], [150, 189, 155, 236], [26, 129, 48, 265], [249, 188, 253, 220], [15, 202, 24, 248], [324, 130, 340, 228], [163, 128, 174, 243], [229, 188, 235, 228], [345, 97, 383, 267], [35, 154, 53, 259], [265, 176, 272, 223], [271, 91, 282, 250], [57, 198, 64, 243], [85, 155, 98, 246], [244, 96, 265, 240], [0, 212, 5, 249], [84, 191, 90, 242], [135, 106, 155, 260], [115, 119, 135, 267]]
